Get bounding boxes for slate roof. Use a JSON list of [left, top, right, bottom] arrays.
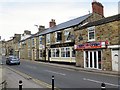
[[39, 13, 92, 35], [75, 14, 120, 30]]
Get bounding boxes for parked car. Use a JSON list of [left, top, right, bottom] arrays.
[[6, 55, 20, 65]]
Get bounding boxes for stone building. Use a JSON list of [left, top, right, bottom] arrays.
[[37, 1, 104, 63], [0, 40, 6, 56], [74, 14, 120, 71], [19, 30, 31, 59], [6, 34, 21, 56]]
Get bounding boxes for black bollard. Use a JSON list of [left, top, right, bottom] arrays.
[[52, 76, 54, 90], [101, 83, 106, 90], [19, 80, 22, 90]]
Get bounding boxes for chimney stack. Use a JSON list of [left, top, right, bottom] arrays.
[[38, 25, 45, 32], [92, 0, 104, 16], [49, 19, 56, 28]]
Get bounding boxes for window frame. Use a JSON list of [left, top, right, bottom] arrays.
[[88, 26, 95, 42], [55, 31, 62, 43], [64, 29, 71, 42], [46, 34, 50, 44]]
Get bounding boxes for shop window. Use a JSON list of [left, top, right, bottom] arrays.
[[61, 48, 65, 57], [85, 51, 88, 67], [66, 48, 70, 57], [98, 51, 101, 69], [52, 49, 55, 57], [72, 48, 76, 57], [61, 47, 70, 57], [88, 26, 95, 41], [56, 49, 59, 57]]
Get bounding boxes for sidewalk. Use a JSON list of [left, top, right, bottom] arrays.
[[23, 59, 119, 76], [3, 66, 43, 89]]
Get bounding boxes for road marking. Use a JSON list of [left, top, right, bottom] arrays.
[[25, 65, 37, 69], [45, 70, 66, 76], [83, 78, 119, 87]]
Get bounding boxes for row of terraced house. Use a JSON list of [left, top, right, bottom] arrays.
[[5, 1, 120, 72]]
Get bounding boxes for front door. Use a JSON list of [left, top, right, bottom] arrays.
[[84, 50, 101, 69], [112, 49, 119, 71]]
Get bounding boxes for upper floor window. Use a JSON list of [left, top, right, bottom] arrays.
[[55, 32, 62, 43], [28, 39, 31, 48], [64, 30, 71, 42], [39, 36, 42, 44], [88, 26, 95, 42], [46, 34, 50, 44], [32, 38, 34, 46]]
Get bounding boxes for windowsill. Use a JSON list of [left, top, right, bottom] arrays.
[[87, 39, 95, 42], [65, 40, 71, 43], [55, 41, 61, 44], [46, 43, 50, 45]]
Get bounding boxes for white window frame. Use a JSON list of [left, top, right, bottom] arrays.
[[88, 26, 95, 42], [32, 38, 34, 46], [46, 34, 50, 44], [55, 31, 62, 43], [64, 29, 71, 42], [61, 47, 70, 57]]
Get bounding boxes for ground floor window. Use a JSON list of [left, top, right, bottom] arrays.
[[39, 50, 42, 57], [51, 47, 75, 58], [28, 50, 31, 57], [84, 50, 102, 69], [72, 47, 76, 57]]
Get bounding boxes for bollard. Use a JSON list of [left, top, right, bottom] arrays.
[[19, 80, 22, 90], [52, 76, 54, 90], [101, 83, 106, 90]]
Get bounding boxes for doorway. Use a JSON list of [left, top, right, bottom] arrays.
[[112, 48, 119, 71], [84, 50, 102, 69]]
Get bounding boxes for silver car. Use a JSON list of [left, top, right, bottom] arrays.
[[6, 55, 20, 65]]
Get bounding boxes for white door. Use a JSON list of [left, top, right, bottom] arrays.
[[84, 50, 101, 69], [112, 49, 119, 71]]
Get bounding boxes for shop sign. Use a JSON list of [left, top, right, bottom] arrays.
[[75, 41, 107, 50]]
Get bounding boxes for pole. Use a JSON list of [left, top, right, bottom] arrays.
[[52, 76, 54, 90], [101, 83, 106, 90], [19, 80, 22, 90]]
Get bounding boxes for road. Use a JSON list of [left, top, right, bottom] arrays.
[[2, 57, 120, 89]]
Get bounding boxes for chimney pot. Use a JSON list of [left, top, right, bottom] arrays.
[[49, 19, 56, 28]]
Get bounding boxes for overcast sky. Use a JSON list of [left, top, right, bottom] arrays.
[[0, 0, 119, 41]]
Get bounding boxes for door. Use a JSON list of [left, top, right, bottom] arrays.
[[112, 49, 119, 71], [84, 50, 101, 69]]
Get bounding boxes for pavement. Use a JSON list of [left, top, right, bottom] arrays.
[[2, 66, 44, 89]]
